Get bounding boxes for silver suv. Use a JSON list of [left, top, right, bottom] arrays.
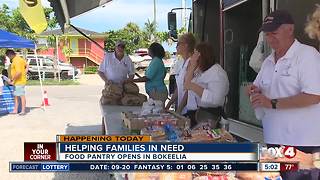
[[26, 55, 81, 80]]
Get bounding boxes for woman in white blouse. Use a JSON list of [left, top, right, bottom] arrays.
[[165, 33, 196, 114], [184, 42, 229, 127]]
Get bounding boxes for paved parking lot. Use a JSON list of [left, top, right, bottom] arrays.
[[0, 74, 112, 180]]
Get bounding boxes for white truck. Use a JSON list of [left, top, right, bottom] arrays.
[[49, 0, 319, 141], [26, 55, 81, 80], [167, 0, 320, 142]]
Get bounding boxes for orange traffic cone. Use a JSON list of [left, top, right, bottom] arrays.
[[41, 90, 50, 106]]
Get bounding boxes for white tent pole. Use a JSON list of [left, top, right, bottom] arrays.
[[34, 46, 45, 110]]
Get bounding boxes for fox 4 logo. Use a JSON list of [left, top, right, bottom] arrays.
[[260, 145, 296, 159]]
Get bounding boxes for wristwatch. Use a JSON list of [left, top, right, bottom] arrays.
[[271, 99, 278, 109]]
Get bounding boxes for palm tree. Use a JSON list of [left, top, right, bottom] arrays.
[[144, 19, 157, 43], [124, 22, 140, 34]]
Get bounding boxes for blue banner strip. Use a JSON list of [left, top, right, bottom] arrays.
[[58, 143, 258, 153], [10, 162, 258, 172], [10, 162, 69, 172]]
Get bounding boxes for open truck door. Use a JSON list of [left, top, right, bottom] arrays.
[[168, 12, 178, 40], [49, 0, 320, 143], [167, 7, 192, 41], [190, 0, 320, 142]]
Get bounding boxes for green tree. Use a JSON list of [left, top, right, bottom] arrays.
[[178, 27, 187, 35], [44, 8, 58, 29], [105, 22, 144, 54], [122, 22, 143, 53], [11, 8, 34, 39], [0, 5, 57, 39], [104, 21, 172, 55], [0, 4, 31, 36], [62, 46, 73, 62], [143, 19, 157, 43], [123, 22, 140, 33], [0, 5, 57, 56], [0, 4, 12, 31], [156, 31, 170, 43]]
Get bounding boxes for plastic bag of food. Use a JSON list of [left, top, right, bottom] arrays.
[[124, 82, 139, 94], [104, 83, 123, 97], [140, 98, 163, 115], [121, 94, 144, 106], [137, 93, 148, 102], [100, 96, 121, 105]]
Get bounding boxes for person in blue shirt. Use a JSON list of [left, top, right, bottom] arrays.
[[133, 42, 168, 106]]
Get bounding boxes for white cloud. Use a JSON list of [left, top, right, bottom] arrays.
[[71, 0, 190, 32], [41, 0, 51, 7], [0, 0, 191, 33]]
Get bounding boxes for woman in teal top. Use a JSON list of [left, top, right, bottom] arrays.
[[133, 42, 168, 105]]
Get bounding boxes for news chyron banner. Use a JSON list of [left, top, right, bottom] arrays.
[[10, 135, 298, 172]]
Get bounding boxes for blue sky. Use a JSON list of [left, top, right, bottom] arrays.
[[1, 0, 192, 52], [1, 0, 192, 32], [71, 0, 192, 33]]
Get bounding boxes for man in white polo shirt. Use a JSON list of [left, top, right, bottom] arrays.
[[248, 10, 320, 178], [98, 40, 135, 85]]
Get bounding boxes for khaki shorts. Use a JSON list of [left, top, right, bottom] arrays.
[[14, 86, 26, 96]]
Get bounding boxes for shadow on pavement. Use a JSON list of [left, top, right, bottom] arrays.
[[26, 106, 41, 113], [53, 124, 115, 180], [0, 106, 40, 117], [64, 124, 103, 135]]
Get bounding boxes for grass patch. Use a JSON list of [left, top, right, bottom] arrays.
[[27, 79, 80, 86], [84, 66, 98, 74]]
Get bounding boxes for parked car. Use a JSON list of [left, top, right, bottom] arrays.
[[130, 49, 173, 70], [130, 49, 150, 70], [26, 55, 81, 80]]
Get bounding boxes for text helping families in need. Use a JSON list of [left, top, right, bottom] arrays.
[[63, 144, 185, 152]]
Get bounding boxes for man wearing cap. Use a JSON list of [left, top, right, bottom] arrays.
[[98, 41, 135, 85], [247, 10, 320, 176]]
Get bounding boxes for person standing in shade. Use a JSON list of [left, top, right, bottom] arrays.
[[133, 42, 168, 105], [165, 33, 196, 114], [247, 10, 320, 179], [184, 42, 229, 127], [168, 53, 183, 103], [6, 50, 27, 115], [98, 40, 135, 85]]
